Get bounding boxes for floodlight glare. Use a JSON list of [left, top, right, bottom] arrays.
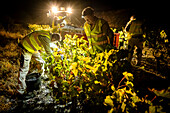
[[67, 8, 72, 13], [52, 6, 58, 13]]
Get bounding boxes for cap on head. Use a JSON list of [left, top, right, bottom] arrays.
[[82, 7, 94, 17]]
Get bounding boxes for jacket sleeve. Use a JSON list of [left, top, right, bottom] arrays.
[[84, 22, 92, 46], [38, 35, 53, 55], [102, 21, 114, 46]]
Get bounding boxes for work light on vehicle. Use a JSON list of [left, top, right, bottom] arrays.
[[52, 6, 58, 13], [67, 8, 72, 13]]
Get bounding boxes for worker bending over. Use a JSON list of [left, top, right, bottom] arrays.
[[17, 30, 60, 96]]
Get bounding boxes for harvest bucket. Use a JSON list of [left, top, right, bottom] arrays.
[[26, 73, 41, 92]]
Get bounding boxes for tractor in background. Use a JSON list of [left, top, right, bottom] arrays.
[[47, 6, 87, 41]]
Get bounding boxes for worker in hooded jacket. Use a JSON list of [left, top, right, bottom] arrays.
[[17, 30, 60, 96], [82, 7, 114, 53]]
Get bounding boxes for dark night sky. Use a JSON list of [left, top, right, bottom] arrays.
[[0, 0, 169, 29], [1, 0, 167, 11], [1, 0, 168, 16]]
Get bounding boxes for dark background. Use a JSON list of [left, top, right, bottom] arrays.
[[0, 0, 169, 30]]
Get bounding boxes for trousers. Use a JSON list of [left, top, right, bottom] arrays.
[[17, 49, 45, 94]]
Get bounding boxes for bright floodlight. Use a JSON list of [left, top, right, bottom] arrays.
[[67, 8, 72, 13], [52, 6, 58, 13]]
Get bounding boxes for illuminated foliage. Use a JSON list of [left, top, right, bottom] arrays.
[[0, 23, 168, 112], [43, 34, 155, 112]]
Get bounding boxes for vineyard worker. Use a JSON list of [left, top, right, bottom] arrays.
[[17, 30, 60, 96], [126, 15, 145, 66], [82, 7, 114, 53]]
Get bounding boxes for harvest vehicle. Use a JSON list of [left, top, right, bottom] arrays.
[[47, 6, 87, 41], [47, 6, 120, 48]]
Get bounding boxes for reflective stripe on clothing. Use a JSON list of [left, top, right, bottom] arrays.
[[92, 40, 108, 46], [91, 33, 105, 38], [21, 30, 51, 53], [84, 18, 108, 52], [25, 36, 37, 51]]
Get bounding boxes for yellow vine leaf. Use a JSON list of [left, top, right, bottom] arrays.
[[104, 95, 114, 107]]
